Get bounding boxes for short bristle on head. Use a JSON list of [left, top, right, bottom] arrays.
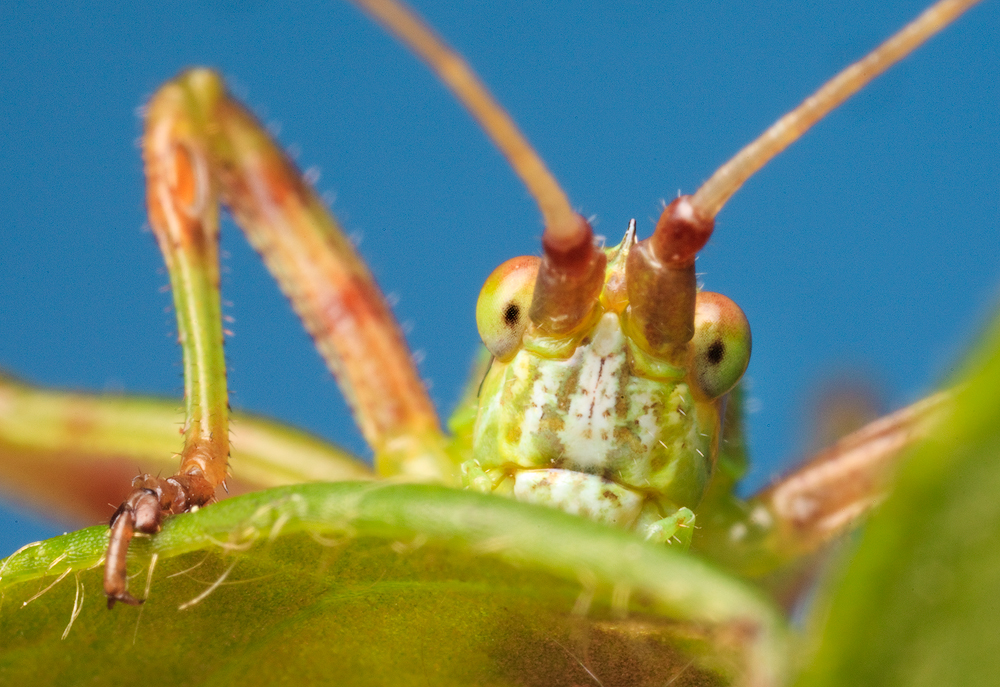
[[626, 198, 714, 354], [530, 213, 607, 336]]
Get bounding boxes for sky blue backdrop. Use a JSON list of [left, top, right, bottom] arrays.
[[1, 0, 997, 555]]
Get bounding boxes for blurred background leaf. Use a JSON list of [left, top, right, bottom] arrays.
[[799, 309, 1000, 686]]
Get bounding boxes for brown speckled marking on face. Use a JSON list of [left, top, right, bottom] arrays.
[[614, 391, 628, 419], [613, 426, 644, 454], [557, 365, 581, 413]]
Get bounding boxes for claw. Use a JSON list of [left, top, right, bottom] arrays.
[[103, 473, 215, 607], [104, 489, 159, 608]]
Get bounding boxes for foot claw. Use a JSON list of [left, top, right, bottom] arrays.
[[103, 473, 215, 607], [107, 593, 144, 610]]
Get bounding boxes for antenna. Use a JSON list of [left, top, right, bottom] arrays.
[[692, 0, 984, 219]]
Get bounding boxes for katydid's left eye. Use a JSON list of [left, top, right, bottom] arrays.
[[476, 256, 540, 362], [691, 292, 751, 399]]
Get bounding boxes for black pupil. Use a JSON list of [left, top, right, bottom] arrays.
[[707, 339, 725, 365], [503, 303, 520, 328]]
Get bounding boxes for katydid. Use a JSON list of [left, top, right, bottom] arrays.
[[0, 1, 995, 685]]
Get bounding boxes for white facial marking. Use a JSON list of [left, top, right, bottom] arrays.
[[558, 314, 625, 469], [631, 390, 658, 452], [518, 352, 567, 458], [513, 469, 643, 527]]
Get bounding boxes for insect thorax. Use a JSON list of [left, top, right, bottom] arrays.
[[467, 232, 720, 531]]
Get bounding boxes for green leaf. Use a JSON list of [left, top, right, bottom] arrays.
[[0, 483, 787, 686], [798, 311, 1000, 686]]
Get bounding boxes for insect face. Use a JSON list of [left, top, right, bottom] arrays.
[[471, 221, 750, 533]]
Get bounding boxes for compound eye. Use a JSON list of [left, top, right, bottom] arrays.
[[476, 256, 540, 361], [691, 292, 751, 399]]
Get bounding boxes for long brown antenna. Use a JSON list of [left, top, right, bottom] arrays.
[[351, 0, 578, 240], [352, 0, 606, 336], [691, 0, 984, 220]]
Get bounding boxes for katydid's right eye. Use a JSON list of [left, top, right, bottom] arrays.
[[476, 256, 540, 361], [691, 292, 751, 399]]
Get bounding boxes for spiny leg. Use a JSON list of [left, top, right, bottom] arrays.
[[186, 72, 450, 481], [104, 68, 453, 605], [756, 392, 949, 555], [694, 391, 950, 579], [105, 83, 231, 607]]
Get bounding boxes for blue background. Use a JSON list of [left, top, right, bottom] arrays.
[[1, 0, 997, 555]]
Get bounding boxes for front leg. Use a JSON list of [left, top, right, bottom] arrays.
[[104, 68, 457, 606], [103, 79, 231, 607]]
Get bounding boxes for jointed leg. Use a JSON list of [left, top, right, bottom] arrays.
[[692, 391, 949, 578], [104, 86, 230, 607], [104, 69, 455, 606]]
